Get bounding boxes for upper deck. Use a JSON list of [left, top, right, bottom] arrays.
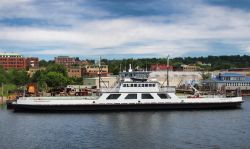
[[101, 81, 176, 93]]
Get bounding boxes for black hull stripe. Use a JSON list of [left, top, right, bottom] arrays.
[[13, 102, 243, 111]]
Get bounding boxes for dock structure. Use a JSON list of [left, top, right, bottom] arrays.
[[203, 73, 250, 97]]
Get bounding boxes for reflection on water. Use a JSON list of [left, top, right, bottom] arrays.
[[0, 97, 250, 149]]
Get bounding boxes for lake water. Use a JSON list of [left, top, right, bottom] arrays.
[[0, 97, 250, 149]]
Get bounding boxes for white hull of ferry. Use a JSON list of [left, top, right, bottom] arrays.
[[12, 94, 243, 111]]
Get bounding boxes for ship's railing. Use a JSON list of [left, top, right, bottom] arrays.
[[101, 86, 176, 93], [101, 88, 120, 93], [18, 96, 98, 100], [178, 94, 226, 99]]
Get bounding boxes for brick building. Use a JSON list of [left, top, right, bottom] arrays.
[[26, 57, 39, 68], [83, 65, 108, 77], [67, 67, 83, 78], [181, 64, 199, 72], [0, 53, 26, 69], [54, 56, 76, 67]]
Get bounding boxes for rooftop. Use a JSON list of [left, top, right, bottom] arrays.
[[219, 73, 245, 77], [0, 53, 22, 56]]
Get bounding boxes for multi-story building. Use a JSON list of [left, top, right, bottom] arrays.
[[181, 64, 199, 72], [83, 65, 108, 77], [67, 67, 83, 78], [203, 73, 250, 96], [26, 57, 39, 68], [54, 56, 76, 67], [76, 60, 89, 66], [28, 67, 46, 77], [0, 53, 26, 69]]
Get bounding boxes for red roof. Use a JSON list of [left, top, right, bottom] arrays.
[[151, 64, 173, 71]]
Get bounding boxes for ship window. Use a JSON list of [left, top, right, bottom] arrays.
[[106, 94, 121, 99], [131, 84, 134, 87], [153, 84, 155, 87], [142, 84, 144, 87], [134, 84, 137, 87], [157, 93, 170, 99], [123, 84, 126, 87], [138, 84, 141, 87], [125, 94, 137, 99], [145, 84, 148, 87], [149, 84, 152, 87], [142, 94, 153, 99]]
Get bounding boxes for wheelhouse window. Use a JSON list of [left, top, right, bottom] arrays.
[[106, 94, 121, 100], [157, 93, 170, 99], [142, 94, 154, 99], [125, 94, 137, 99]]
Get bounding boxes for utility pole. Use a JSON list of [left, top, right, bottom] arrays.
[[167, 55, 170, 86]]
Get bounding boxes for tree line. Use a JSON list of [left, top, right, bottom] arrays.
[[104, 55, 250, 74], [1, 55, 249, 95]]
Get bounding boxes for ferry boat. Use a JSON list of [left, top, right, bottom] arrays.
[[12, 66, 244, 111]]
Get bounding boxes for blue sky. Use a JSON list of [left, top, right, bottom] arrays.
[[0, 0, 250, 60]]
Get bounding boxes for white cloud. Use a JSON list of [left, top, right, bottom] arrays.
[[1, 0, 250, 57]]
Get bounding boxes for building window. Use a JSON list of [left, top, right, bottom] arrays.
[[142, 94, 154, 99], [106, 94, 121, 100], [125, 94, 137, 99]]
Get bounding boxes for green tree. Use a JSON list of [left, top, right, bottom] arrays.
[[45, 72, 67, 88], [39, 60, 54, 67], [0, 66, 7, 83], [200, 72, 211, 80], [46, 64, 68, 77], [7, 69, 30, 86], [31, 70, 47, 91]]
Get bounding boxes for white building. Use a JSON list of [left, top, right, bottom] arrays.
[[149, 71, 202, 87]]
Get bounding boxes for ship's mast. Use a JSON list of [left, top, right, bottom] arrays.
[[98, 56, 101, 90], [167, 55, 169, 86]]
